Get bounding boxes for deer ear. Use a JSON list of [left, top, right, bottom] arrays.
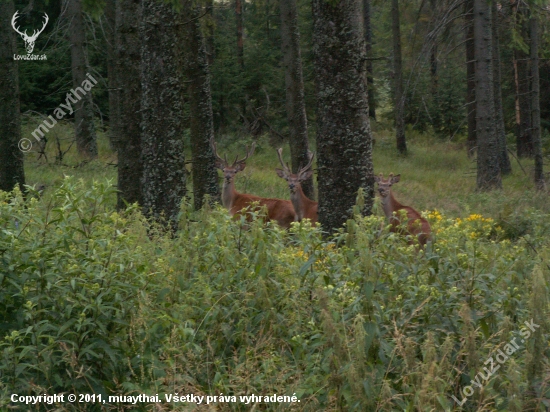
[[299, 169, 313, 181], [275, 168, 287, 179], [390, 174, 401, 184], [374, 175, 381, 183], [235, 162, 246, 172], [214, 159, 225, 170]]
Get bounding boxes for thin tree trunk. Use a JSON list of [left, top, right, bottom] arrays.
[[236, 0, 244, 70], [514, 4, 533, 158], [364, 0, 375, 119], [279, 0, 314, 199], [391, 0, 406, 154], [530, 15, 544, 191], [206, 0, 215, 67], [67, 0, 98, 159], [183, 0, 221, 209], [115, 0, 142, 208], [429, 0, 438, 96], [492, 1, 511, 175], [474, 0, 501, 190], [465, 0, 476, 156], [0, 0, 25, 192], [312, 0, 374, 232], [140, 0, 188, 229], [105, 0, 119, 152]]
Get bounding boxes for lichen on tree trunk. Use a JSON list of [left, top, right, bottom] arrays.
[[0, 0, 25, 192], [312, 0, 374, 233], [183, 0, 221, 210], [140, 0, 188, 229]]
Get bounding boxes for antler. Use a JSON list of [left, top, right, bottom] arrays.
[[276, 148, 291, 174], [11, 11, 27, 38], [297, 150, 315, 176], [233, 142, 255, 167], [28, 13, 49, 41], [210, 137, 228, 165]]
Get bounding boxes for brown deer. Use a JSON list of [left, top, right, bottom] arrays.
[[211, 139, 296, 228], [374, 173, 431, 246], [275, 148, 318, 224]]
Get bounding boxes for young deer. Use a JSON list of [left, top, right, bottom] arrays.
[[275, 148, 318, 224], [211, 139, 296, 228], [374, 173, 431, 246]]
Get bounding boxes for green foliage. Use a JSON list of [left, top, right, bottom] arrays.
[[1, 180, 549, 410]]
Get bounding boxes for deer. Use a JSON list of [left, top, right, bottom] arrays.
[[275, 148, 318, 224], [11, 11, 49, 54], [211, 139, 296, 229], [374, 173, 431, 246]]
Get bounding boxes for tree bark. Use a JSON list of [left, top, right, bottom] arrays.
[[515, 49, 533, 158], [530, 15, 544, 191], [0, 0, 25, 192], [183, 0, 221, 210], [391, 0, 406, 154], [465, 0, 476, 156], [474, 0, 501, 190], [491, 1, 511, 175], [312, 0, 374, 232], [206, 0, 215, 67], [67, 0, 98, 159], [115, 0, 143, 208], [364, 0, 375, 120], [105, 0, 120, 152], [140, 0, 188, 229], [236, 0, 244, 70], [279, 0, 314, 199]]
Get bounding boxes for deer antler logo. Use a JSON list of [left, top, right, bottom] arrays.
[[11, 11, 49, 54]]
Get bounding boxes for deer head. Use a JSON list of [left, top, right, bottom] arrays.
[[374, 173, 401, 198], [210, 138, 256, 185], [275, 148, 314, 194], [12, 11, 49, 54]]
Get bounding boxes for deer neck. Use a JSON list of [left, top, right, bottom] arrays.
[[290, 186, 310, 219], [222, 179, 237, 209], [381, 191, 402, 218]]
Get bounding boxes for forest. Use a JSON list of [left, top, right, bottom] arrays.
[[1, 0, 550, 410]]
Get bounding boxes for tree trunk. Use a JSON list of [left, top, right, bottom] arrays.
[[279, 0, 314, 199], [236, 0, 244, 70], [429, 0, 438, 96], [391, 0, 406, 154], [515, 50, 533, 158], [491, 1, 511, 175], [312, 0, 374, 232], [530, 15, 544, 191], [140, 0, 188, 229], [465, 0, 476, 156], [115, 0, 143, 208], [105, 0, 120, 152], [206, 0, 215, 67], [364, 0, 375, 120], [183, 0, 221, 210], [474, 0, 501, 190], [67, 0, 98, 159], [0, 0, 25, 192]]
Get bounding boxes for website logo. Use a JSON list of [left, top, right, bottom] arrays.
[[11, 11, 48, 61]]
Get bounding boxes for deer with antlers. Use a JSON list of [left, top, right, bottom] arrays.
[[211, 139, 296, 228], [375, 173, 431, 246], [11, 11, 49, 54], [275, 148, 318, 224]]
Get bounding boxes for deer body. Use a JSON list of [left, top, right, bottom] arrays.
[[375, 173, 431, 246], [276, 148, 318, 224], [211, 139, 296, 229]]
